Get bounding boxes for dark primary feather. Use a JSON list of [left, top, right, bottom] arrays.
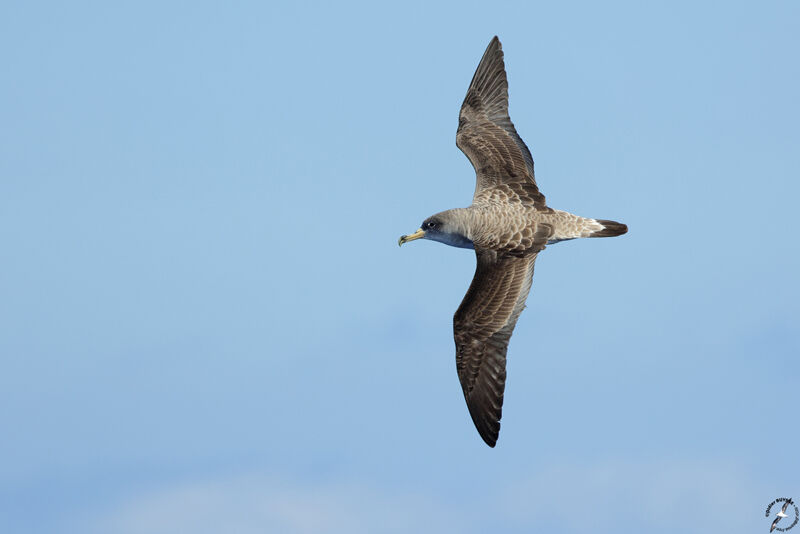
[[456, 36, 544, 206], [453, 248, 539, 447]]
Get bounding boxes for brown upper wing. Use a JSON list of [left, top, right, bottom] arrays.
[[456, 36, 543, 205], [453, 248, 539, 447]]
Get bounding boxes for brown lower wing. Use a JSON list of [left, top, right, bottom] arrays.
[[453, 248, 538, 447]]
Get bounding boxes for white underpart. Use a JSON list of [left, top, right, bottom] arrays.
[[585, 218, 606, 235], [543, 210, 605, 242]]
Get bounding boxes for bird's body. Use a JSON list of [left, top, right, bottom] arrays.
[[428, 203, 615, 252], [399, 36, 627, 447]]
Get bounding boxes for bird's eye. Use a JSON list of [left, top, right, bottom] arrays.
[[426, 221, 437, 229]]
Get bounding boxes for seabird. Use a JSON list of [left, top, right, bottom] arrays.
[[399, 36, 628, 447], [772, 499, 795, 532]]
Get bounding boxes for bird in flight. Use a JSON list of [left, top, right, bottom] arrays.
[[771, 499, 795, 532], [398, 36, 627, 447]]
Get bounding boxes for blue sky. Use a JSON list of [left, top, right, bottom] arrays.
[[1, 1, 798, 533]]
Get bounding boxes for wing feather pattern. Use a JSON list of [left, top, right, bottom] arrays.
[[456, 37, 544, 205], [454, 248, 538, 447]]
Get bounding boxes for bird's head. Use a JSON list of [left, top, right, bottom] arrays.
[[398, 210, 474, 249]]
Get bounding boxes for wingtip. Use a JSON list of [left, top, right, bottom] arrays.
[[472, 421, 498, 447], [470, 408, 501, 448]]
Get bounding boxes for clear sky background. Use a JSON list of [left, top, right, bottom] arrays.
[[1, 1, 798, 533]]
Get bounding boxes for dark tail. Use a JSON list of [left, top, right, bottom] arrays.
[[590, 219, 628, 238]]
